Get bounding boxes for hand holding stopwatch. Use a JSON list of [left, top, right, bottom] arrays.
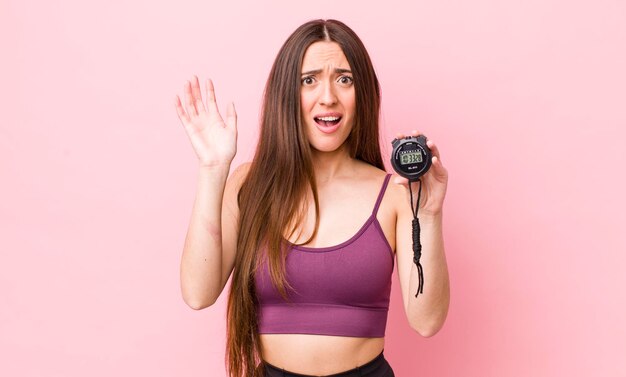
[[390, 135, 432, 297]]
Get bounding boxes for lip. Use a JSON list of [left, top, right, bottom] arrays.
[[314, 112, 343, 119], [313, 112, 343, 134], [315, 118, 342, 134]]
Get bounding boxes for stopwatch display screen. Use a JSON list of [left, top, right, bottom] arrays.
[[400, 150, 423, 165]]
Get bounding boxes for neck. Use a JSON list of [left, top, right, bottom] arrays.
[[310, 144, 355, 183]]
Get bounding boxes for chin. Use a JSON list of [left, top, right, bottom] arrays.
[[309, 139, 350, 154], [307, 126, 350, 153]]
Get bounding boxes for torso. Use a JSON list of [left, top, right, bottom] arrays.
[[259, 162, 398, 375], [260, 334, 385, 374]]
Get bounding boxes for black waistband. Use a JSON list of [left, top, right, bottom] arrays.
[[262, 350, 387, 377]]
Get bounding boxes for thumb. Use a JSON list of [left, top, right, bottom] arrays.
[[226, 102, 237, 131], [393, 175, 409, 187]]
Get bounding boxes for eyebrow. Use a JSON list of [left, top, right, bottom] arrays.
[[301, 68, 352, 75]]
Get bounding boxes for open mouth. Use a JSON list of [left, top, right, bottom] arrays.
[[314, 116, 342, 127]]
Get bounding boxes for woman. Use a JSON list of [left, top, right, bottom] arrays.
[[175, 19, 449, 377]]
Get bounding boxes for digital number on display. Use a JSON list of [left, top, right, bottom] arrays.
[[400, 151, 423, 165]]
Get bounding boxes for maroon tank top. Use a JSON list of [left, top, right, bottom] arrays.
[[254, 174, 394, 337]]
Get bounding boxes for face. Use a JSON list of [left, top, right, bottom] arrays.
[[300, 41, 356, 154]]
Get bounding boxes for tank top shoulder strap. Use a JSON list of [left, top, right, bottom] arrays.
[[372, 173, 392, 216]]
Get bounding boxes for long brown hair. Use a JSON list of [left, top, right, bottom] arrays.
[[226, 19, 384, 377]]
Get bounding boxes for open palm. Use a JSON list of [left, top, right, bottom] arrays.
[[175, 76, 237, 167]]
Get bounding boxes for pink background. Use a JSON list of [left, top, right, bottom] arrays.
[[2, 0, 625, 376]]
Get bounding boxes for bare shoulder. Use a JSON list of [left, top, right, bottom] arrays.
[[223, 162, 252, 213], [351, 162, 406, 252], [229, 161, 252, 184], [385, 178, 417, 236], [351, 160, 388, 185], [354, 161, 402, 208], [226, 162, 253, 192], [385, 176, 408, 210]]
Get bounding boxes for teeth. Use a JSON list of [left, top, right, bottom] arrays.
[[316, 116, 340, 121]]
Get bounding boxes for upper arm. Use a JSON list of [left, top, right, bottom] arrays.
[[390, 181, 418, 317], [219, 162, 251, 293]]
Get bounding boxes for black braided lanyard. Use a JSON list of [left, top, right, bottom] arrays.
[[408, 179, 424, 297]]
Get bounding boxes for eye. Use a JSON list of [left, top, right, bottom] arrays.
[[338, 76, 354, 85], [301, 76, 315, 86]]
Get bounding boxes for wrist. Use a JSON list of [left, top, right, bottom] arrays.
[[198, 161, 232, 171], [198, 162, 231, 179], [418, 211, 443, 224]]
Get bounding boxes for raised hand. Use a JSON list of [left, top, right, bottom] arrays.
[[175, 75, 237, 167], [393, 130, 448, 216]]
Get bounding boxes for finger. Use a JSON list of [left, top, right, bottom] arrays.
[[431, 156, 448, 178], [393, 175, 409, 186], [174, 95, 191, 124], [205, 78, 221, 117], [184, 81, 198, 116], [432, 156, 440, 168], [225, 102, 237, 130], [191, 75, 206, 114], [393, 175, 423, 199], [426, 139, 442, 161], [395, 130, 422, 140]]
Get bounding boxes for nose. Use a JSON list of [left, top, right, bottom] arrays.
[[319, 81, 337, 106]]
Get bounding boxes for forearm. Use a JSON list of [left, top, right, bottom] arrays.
[[406, 213, 450, 336], [180, 164, 231, 309]]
